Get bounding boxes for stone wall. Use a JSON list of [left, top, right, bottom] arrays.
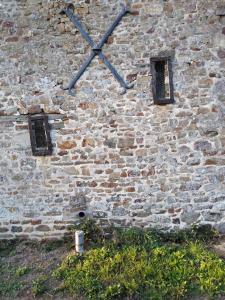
[[0, 0, 225, 239]]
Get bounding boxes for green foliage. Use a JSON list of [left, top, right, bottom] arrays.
[[32, 275, 48, 296], [0, 279, 22, 297], [160, 224, 219, 244], [70, 218, 104, 245], [53, 223, 224, 300], [15, 266, 30, 277], [0, 264, 23, 297]]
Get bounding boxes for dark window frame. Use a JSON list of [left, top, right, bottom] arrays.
[[28, 113, 53, 156], [150, 56, 174, 105]]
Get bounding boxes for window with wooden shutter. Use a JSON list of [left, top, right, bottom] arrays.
[[28, 113, 52, 156], [150, 57, 174, 105]]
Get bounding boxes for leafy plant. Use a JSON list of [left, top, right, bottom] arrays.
[[15, 266, 30, 277], [70, 218, 105, 246], [0, 264, 23, 297], [32, 275, 48, 296]]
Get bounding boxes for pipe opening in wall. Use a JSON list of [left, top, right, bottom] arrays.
[[78, 211, 85, 218]]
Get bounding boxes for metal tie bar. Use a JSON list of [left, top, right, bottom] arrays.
[[60, 4, 134, 95]]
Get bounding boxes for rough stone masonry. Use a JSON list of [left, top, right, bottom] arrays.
[[0, 0, 225, 239]]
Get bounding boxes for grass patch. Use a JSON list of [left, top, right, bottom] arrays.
[[53, 220, 224, 300]]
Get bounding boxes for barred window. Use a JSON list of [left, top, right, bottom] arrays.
[[28, 113, 52, 156], [150, 57, 174, 105]]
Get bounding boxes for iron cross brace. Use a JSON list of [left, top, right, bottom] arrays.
[[60, 4, 134, 95]]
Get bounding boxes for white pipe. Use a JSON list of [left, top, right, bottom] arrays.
[[75, 230, 84, 254]]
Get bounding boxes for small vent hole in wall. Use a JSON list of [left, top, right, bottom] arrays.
[[78, 211, 85, 218]]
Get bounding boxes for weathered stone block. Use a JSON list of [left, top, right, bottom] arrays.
[[217, 49, 225, 59], [194, 140, 212, 152], [11, 226, 23, 233], [58, 141, 77, 149], [118, 138, 135, 149], [216, 6, 225, 16], [0, 227, 9, 233], [35, 225, 51, 232]]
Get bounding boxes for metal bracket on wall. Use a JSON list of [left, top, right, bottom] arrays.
[[60, 4, 134, 96]]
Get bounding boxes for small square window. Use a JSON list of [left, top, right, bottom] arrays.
[[150, 57, 174, 105], [28, 113, 52, 156]]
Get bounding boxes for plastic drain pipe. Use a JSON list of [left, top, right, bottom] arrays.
[[75, 230, 84, 254]]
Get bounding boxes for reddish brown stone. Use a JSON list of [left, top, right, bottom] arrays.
[[126, 73, 137, 82], [31, 91, 43, 96], [105, 169, 113, 174], [107, 36, 114, 44], [141, 167, 155, 176], [126, 187, 135, 192], [58, 150, 68, 156], [31, 219, 42, 225], [132, 3, 142, 9], [95, 170, 103, 174], [51, 157, 60, 162], [89, 181, 98, 187], [131, 10, 139, 16], [78, 102, 97, 110], [16, 125, 28, 130], [82, 138, 95, 147], [101, 182, 118, 188], [5, 36, 19, 42], [205, 158, 225, 165], [120, 171, 127, 177], [136, 112, 144, 116], [72, 155, 79, 160], [28, 105, 42, 114], [2, 20, 14, 28], [58, 141, 76, 149]]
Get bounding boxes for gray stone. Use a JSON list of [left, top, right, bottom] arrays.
[[216, 6, 225, 16], [194, 140, 212, 152], [11, 226, 23, 233], [202, 212, 222, 222], [181, 211, 200, 225], [216, 223, 225, 234], [35, 225, 51, 232]]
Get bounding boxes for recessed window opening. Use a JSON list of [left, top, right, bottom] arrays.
[[28, 113, 52, 156], [151, 57, 174, 105], [33, 119, 48, 148]]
